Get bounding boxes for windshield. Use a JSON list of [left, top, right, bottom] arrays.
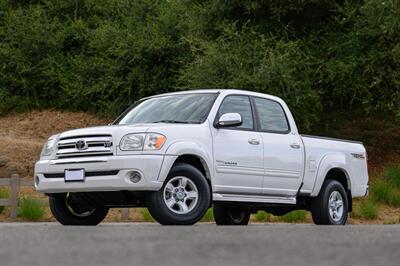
[[115, 93, 218, 125]]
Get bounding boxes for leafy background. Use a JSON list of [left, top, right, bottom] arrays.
[[0, 0, 399, 148], [0, 0, 400, 223]]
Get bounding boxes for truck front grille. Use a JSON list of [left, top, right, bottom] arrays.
[[56, 135, 113, 158]]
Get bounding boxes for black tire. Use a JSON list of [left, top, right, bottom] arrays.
[[146, 163, 211, 225], [213, 202, 250, 225], [49, 193, 109, 226], [311, 179, 349, 225]]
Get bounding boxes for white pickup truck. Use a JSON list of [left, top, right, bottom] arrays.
[[35, 89, 369, 225]]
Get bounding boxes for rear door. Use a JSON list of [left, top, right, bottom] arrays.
[[212, 95, 264, 195], [252, 96, 304, 196]]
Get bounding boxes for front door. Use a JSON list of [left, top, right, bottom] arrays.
[[212, 95, 264, 195]]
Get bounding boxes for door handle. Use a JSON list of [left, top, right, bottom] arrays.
[[290, 143, 301, 149], [248, 139, 260, 145]]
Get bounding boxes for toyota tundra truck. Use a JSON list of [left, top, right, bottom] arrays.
[[34, 89, 369, 225]]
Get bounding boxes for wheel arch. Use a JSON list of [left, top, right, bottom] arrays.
[[311, 153, 353, 212], [172, 154, 211, 181], [159, 141, 212, 181], [325, 168, 351, 192], [311, 154, 352, 197]]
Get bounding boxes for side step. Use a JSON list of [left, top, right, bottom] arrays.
[[213, 193, 297, 205]]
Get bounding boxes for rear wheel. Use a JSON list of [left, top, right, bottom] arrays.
[[146, 163, 211, 225], [311, 179, 348, 225], [213, 202, 250, 225], [49, 193, 109, 225]]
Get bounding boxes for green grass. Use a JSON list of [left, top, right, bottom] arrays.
[[384, 165, 400, 189], [280, 210, 307, 223], [18, 197, 45, 221], [353, 200, 379, 220], [201, 208, 214, 222], [0, 189, 9, 214], [369, 165, 400, 207], [139, 208, 155, 222], [370, 180, 400, 207], [254, 211, 271, 222]]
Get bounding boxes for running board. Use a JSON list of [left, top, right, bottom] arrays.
[[213, 193, 297, 205]]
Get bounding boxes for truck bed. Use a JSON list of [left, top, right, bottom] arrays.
[[301, 134, 363, 145], [300, 134, 368, 198]]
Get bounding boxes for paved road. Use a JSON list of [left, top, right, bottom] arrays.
[[0, 223, 399, 266]]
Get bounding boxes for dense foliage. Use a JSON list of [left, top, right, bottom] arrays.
[[0, 0, 399, 134]]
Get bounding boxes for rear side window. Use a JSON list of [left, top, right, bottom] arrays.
[[217, 95, 254, 129], [254, 97, 289, 133]]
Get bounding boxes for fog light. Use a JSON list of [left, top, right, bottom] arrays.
[[129, 171, 142, 183], [35, 175, 40, 186]]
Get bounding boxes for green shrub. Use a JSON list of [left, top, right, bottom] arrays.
[[0, 189, 9, 214], [371, 180, 400, 207], [139, 208, 154, 222], [18, 197, 45, 221], [280, 210, 307, 223], [384, 166, 400, 189], [0, 0, 399, 135], [254, 211, 271, 223], [201, 208, 214, 222], [353, 200, 379, 220], [371, 181, 392, 203], [389, 193, 400, 206]]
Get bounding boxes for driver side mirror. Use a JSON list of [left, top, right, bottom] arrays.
[[217, 113, 242, 128]]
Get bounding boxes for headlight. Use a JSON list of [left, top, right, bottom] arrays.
[[120, 133, 166, 151], [41, 138, 56, 157], [144, 133, 167, 150], [120, 134, 145, 151]]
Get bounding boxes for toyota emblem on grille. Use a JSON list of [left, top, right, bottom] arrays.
[[75, 139, 88, 150]]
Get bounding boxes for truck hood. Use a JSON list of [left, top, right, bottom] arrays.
[[58, 123, 195, 141]]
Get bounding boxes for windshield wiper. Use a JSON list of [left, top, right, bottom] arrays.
[[152, 120, 191, 124]]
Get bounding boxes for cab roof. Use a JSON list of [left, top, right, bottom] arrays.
[[145, 89, 279, 101]]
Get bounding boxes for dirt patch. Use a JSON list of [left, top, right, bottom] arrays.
[[349, 203, 400, 225], [0, 110, 109, 178]]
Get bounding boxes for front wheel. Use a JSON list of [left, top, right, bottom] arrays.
[[49, 193, 109, 225], [213, 202, 250, 225], [311, 179, 349, 225], [146, 163, 211, 225]]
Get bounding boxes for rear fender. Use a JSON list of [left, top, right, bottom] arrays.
[[310, 153, 351, 197]]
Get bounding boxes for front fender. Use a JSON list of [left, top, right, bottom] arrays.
[[157, 141, 213, 182], [310, 153, 351, 196]]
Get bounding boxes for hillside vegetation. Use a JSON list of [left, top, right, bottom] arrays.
[[0, 0, 399, 151]]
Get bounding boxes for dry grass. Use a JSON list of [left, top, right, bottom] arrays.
[[0, 110, 109, 178]]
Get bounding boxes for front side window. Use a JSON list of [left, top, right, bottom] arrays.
[[217, 95, 254, 129], [115, 93, 217, 125], [254, 97, 289, 133]]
